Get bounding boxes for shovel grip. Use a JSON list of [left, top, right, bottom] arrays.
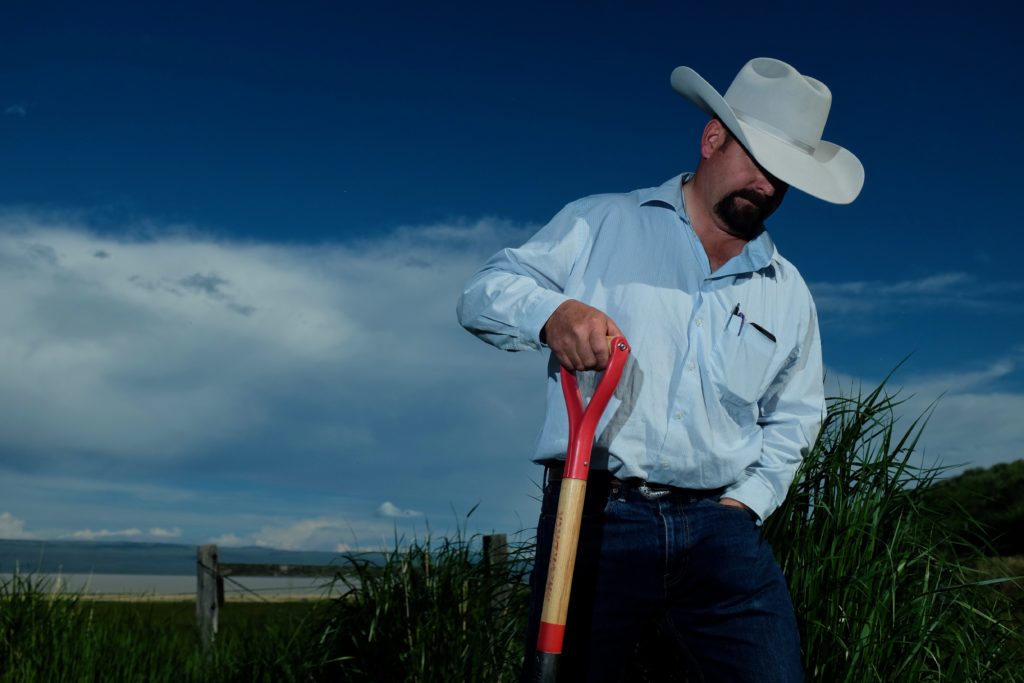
[[559, 336, 630, 481]]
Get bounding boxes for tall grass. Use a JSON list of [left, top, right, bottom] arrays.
[[308, 527, 531, 682], [764, 380, 1024, 681]]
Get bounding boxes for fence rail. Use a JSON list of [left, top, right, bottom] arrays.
[[195, 534, 508, 648]]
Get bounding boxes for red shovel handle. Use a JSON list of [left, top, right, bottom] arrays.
[[535, 336, 630, 681]]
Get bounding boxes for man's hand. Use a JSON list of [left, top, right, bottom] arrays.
[[542, 300, 624, 371], [719, 497, 757, 521]]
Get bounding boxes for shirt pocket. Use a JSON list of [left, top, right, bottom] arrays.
[[710, 319, 778, 407]]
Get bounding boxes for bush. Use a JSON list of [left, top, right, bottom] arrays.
[[916, 460, 1024, 556]]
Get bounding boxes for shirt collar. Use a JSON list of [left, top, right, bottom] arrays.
[[637, 173, 690, 216], [640, 173, 779, 278]]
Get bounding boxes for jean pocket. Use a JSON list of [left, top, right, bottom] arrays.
[[716, 500, 759, 523], [711, 319, 777, 406]]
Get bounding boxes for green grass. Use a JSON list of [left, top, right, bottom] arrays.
[[1, 534, 531, 683], [0, 573, 323, 682]]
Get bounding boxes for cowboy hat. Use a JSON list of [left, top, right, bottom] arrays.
[[671, 58, 864, 204]]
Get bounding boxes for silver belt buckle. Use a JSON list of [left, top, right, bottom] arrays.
[[638, 482, 670, 500]]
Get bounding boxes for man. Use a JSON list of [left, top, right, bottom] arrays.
[[457, 58, 863, 682]]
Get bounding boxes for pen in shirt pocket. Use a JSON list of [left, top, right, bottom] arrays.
[[731, 303, 746, 336]]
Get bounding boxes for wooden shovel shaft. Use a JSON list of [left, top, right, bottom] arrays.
[[538, 477, 587, 648]]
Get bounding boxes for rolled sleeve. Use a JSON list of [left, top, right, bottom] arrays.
[[457, 202, 590, 351]]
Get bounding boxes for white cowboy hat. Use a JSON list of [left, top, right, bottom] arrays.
[[671, 57, 864, 204]]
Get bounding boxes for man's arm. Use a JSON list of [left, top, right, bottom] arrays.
[[457, 203, 622, 370]]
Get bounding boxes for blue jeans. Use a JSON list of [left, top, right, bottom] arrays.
[[522, 474, 803, 682]]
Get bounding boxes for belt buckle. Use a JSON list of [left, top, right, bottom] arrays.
[[638, 482, 670, 500]]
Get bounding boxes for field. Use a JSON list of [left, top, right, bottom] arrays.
[[0, 579, 327, 682]]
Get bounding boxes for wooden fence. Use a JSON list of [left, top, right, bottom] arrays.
[[195, 534, 509, 647]]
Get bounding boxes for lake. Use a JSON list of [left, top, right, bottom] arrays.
[[0, 571, 347, 599]]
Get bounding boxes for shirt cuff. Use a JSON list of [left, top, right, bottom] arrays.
[[722, 474, 778, 524], [522, 290, 571, 348]]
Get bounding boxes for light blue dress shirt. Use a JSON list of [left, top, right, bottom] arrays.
[[457, 173, 824, 521]]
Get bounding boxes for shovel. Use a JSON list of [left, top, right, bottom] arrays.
[[535, 336, 631, 682]]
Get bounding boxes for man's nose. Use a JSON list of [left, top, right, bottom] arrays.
[[754, 166, 788, 201], [752, 169, 777, 196]]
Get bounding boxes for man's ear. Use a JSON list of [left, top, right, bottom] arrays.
[[699, 118, 728, 160]]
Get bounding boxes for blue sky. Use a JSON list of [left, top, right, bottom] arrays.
[[1, 1, 1022, 551]]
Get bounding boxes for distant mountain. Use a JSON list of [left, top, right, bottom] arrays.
[[0, 539, 355, 576]]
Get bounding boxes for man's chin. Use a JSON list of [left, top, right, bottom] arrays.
[[715, 204, 765, 239], [726, 221, 764, 240]]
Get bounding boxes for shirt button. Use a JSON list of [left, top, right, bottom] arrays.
[[660, 462, 669, 470], [674, 411, 685, 420], [688, 361, 696, 371], [695, 319, 703, 327]]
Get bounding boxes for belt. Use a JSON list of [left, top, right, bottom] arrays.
[[544, 462, 724, 501]]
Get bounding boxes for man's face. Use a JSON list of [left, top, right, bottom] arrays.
[[707, 130, 788, 240]]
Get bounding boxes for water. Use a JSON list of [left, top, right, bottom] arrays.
[[0, 538, 347, 576], [0, 571, 342, 599], [0, 539, 353, 599]]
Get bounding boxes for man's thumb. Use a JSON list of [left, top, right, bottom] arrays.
[[606, 317, 625, 339]]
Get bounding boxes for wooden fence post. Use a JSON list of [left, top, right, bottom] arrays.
[[483, 533, 508, 570], [483, 533, 510, 611], [196, 544, 220, 649]]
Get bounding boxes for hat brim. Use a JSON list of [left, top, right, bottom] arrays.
[[670, 66, 864, 204]]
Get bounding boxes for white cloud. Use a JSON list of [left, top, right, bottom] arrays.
[[0, 511, 32, 539], [208, 532, 244, 548], [149, 527, 182, 538], [826, 358, 1024, 475], [0, 215, 534, 467], [811, 272, 1024, 315], [209, 533, 245, 547], [0, 213, 548, 549], [248, 517, 349, 550], [69, 527, 143, 540], [211, 516, 406, 552], [199, 504, 460, 552], [4, 104, 26, 117], [895, 361, 1024, 473], [0, 227, 347, 460], [377, 501, 423, 518]]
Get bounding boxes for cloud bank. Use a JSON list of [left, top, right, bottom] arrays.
[[0, 212, 546, 549], [0, 213, 1020, 550], [0, 512, 32, 540]]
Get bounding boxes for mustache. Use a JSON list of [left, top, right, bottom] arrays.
[[727, 189, 769, 209]]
